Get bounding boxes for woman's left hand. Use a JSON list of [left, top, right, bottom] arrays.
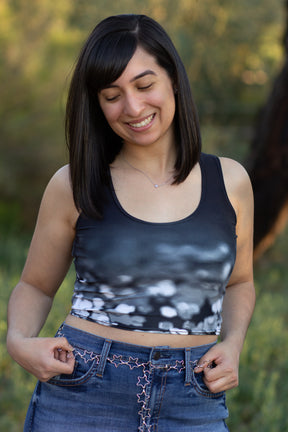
[[194, 341, 240, 393]]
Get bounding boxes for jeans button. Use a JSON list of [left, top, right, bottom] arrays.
[[153, 351, 161, 360]]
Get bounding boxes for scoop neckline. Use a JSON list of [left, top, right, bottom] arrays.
[[108, 155, 206, 226]]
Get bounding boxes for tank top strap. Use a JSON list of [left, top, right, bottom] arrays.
[[200, 153, 236, 219]]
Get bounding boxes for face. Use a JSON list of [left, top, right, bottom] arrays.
[[98, 47, 176, 149]]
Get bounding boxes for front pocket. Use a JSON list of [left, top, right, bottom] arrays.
[[191, 369, 225, 399], [48, 347, 99, 387]]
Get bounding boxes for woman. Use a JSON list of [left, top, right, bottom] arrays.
[[7, 14, 255, 432]]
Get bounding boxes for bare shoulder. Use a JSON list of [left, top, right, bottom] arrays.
[[219, 157, 254, 215], [47, 164, 71, 192], [21, 165, 79, 294], [41, 165, 79, 227], [219, 157, 250, 183]]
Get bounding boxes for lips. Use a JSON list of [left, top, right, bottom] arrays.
[[128, 114, 155, 128]]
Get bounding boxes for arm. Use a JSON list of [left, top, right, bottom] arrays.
[[195, 158, 256, 392], [6, 166, 79, 381]]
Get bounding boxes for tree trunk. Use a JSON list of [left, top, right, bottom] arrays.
[[247, 0, 288, 259]]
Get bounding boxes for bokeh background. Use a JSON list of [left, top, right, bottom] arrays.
[[1, 1, 288, 431]]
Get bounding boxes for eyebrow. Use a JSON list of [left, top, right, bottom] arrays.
[[102, 70, 157, 90]]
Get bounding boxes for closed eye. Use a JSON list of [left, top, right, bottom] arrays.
[[138, 83, 153, 90], [105, 95, 120, 102]]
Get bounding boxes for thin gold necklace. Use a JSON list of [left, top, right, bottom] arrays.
[[122, 154, 174, 189]]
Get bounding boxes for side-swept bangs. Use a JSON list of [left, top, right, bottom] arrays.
[[85, 32, 138, 95]]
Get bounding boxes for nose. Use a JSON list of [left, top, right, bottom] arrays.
[[123, 92, 144, 117]]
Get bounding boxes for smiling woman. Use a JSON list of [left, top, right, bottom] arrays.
[[7, 14, 255, 432], [98, 47, 176, 152]]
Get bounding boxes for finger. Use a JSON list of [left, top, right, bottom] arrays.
[[203, 366, 238, 392], [59, 348, 68, 363], [66, 353, 75, 368], [55, 346, 75, 363], [54, 337, 74, 353], [204, 374, 234, 393], [194, 357, 214, 373], [53, 348, 60, 361], [52, 337, 74, 362], [51, 355, 75, 376], [203, 366, 221, 385]]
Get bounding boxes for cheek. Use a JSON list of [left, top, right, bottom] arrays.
[[98, 96, 123, 125], [157, 83, 175, 110], [157, 91, 176, 121], [150, 91, 175, 111], [101, 105, 122, 127]]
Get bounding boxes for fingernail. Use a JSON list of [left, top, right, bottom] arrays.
[[198, 359, 211, 368]]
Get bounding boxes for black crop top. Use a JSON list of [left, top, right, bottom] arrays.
[[70, 153, 237, 335]]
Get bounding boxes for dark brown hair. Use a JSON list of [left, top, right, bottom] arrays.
[[66, 14, 201, 218]]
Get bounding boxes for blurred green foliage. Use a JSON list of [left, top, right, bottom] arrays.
[[1, 1, 288, 430], [1, 125, 288, 431], [0, 0, 285, 226]]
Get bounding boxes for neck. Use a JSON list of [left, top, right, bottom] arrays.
[[120, 144, 176, 179], [121, 154, 175, 189]]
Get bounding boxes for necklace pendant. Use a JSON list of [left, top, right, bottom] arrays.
[[122, 153, 173, 189]]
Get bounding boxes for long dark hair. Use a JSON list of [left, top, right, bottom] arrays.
[[66, 14, 201, 219]]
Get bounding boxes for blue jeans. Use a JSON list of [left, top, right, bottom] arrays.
[[24, 323, 229, 431]]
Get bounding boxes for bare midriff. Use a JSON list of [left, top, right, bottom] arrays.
[[65, 314, 218, 348]]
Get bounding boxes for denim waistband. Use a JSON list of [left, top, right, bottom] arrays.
[[56, 322, 216, 386]]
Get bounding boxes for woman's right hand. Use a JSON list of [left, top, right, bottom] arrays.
[[7, 336, 75, 382], [6, 167, 79, 382]]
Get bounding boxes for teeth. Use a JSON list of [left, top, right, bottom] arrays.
[[129, 114, 154, 128]]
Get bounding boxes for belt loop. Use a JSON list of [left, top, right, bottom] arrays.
[[185, 348, 192, 386], [96, 339, 112, 378]]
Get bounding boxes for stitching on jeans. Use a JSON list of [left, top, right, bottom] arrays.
[[56, 328, 201, 431], [153, 371, 168, 432], [27, 381, 41, 432], [96, 340, 112, 378], [70, 347, 190, 432], [191, 368, 225, 399]]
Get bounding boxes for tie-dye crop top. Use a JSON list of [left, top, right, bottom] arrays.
[[70, 153, 237, 335]]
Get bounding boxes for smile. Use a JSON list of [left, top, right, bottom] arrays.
[[128, 114, 155, 128]]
